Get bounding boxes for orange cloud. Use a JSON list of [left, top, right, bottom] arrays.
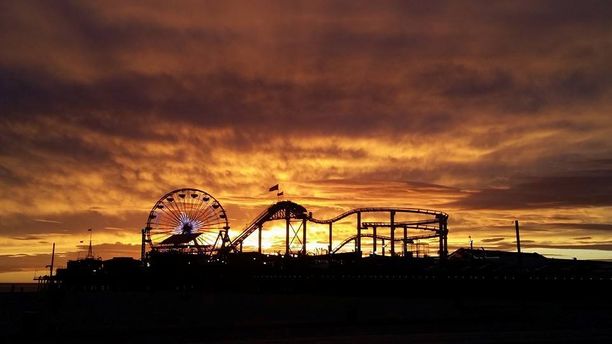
[[1, 0, 612, 281]]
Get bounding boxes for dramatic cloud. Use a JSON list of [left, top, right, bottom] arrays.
[[1, 0, 611, 281], [451, 169, 612, 209]]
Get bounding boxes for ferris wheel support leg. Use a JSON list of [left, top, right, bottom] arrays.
[[141, 228, 146, 262]]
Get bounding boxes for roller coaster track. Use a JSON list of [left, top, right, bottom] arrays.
[[228, 208, 270, 251], [332, 233, 439, 254], [227, 201, 448, 255], [229, 201, 307, 251], [361, 219, 441, 231], [309, 207, 448, 224]]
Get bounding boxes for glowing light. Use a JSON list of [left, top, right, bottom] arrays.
[[174, 212, 203, 234]]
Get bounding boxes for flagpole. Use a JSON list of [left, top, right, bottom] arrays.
[[269, 183, 280, 203]]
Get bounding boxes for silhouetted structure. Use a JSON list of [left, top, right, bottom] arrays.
[[142, 191, 449, 260], [47, 188, 612, 291]]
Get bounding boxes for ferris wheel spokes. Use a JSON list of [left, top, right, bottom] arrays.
[[144, 188, 230, 255]]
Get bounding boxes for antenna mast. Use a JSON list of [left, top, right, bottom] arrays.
[[86, 228, 94, 259], [49, 242, 55, 277]]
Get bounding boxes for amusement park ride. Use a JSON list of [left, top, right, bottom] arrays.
[[141, 188, 449, 261], [45, 187, 612, 291]]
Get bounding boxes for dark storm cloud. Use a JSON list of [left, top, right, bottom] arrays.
[[2, 1, 610, 144], [9, 62, 600, 143], [0, 0, 237, 74], [492, 0, 612, 29], [417, 63, 612, 114], [315, 30, 460, 60], [452, 170, 612, 210], [1, 66, 158, 121], [1, 63, 461, 140], [43, 0, 234, 52], [0, 0, 609, 187], [424, 65, 515, 98], [0, 164, 25, 186]]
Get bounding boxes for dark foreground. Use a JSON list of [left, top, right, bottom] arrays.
[[2, 281, 612, 343]]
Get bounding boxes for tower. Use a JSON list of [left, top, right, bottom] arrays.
[[86, 228, 94, 259]]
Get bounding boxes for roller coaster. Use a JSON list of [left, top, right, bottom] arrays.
[[142, 188, 449, 260]]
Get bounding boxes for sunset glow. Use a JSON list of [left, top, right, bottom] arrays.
[[1, 0, 612, 282]]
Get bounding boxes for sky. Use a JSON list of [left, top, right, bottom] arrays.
[[1, 0, 612, 282]]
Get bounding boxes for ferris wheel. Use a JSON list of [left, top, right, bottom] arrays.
[[144, 188, 230, 254]]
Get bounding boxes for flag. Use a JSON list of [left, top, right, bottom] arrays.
[[79, 241, 83, 243], [268, 184, 279, 192], [87, 228, 92, 231], [277, 191, 284, 197]]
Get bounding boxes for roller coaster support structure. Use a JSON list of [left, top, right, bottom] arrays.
[[438, 214, 448, 260], [302, 218, 307, 255], [390, 210, 396, 256], [228, 200, 449, 260], [285, 210, 290, 256], [328, 223, 333, 255], [372, 226, 377, 254], [356, 212, 362, 255]]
